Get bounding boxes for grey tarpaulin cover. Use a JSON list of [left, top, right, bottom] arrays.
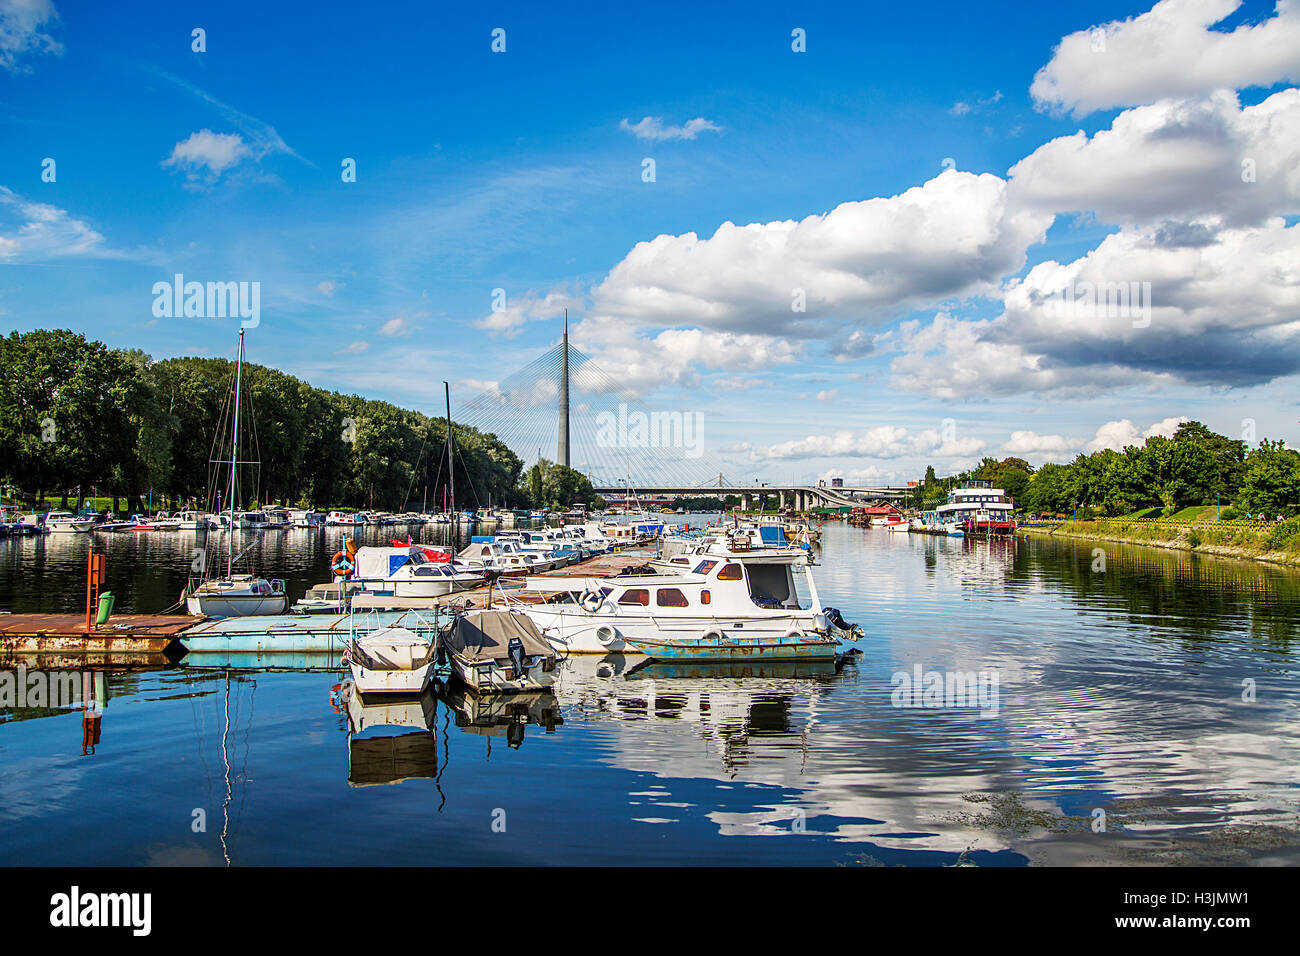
[[446, 610, 554, 662]]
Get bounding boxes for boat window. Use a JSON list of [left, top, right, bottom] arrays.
[[693, 559, 718, 575], [656, 588, 688, 607], [700, 589, 711, 605], [618, 589, 650, 606], [746, 563, 796, 609], [718, 563, 743, 580]]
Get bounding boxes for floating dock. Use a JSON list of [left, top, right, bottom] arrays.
[[0, 614, 196, 654]]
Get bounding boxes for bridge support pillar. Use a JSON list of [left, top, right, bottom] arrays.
[[741, 493, 753, 512], [779, 490, 786, 510]]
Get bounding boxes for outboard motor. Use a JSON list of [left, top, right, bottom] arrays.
[[822, 607, 850, 631], [822, 606, 865, 641], [507, 636, 526, 680]]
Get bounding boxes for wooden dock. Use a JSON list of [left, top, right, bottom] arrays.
[[0, 614, 198, 654]]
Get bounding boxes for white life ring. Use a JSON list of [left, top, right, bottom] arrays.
[[784, 630, 803, 641], [701, 629, 724, 643], [579, 589, 603, 612], [595, 625, 619, 647]]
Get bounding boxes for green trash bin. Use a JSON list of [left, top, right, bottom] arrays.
[[96, 591, 115, 625]]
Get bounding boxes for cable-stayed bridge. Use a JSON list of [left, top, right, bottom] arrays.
[[454, 318, 911, 505]]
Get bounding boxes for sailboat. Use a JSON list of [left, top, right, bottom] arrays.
[[184, 329, 287, 617]]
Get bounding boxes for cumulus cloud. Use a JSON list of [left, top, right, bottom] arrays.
[[0, 0, 62, 72], [892, 217, 1300, 396], [1031, 0, 1300, 117], [473, 287, 581, 338], [0, 186, 107, 261], [317, 280, 338, 296], [619, 116, 722, 141], [589, 170, 1053, 337], [747, 424, 985, 462], [573, 319, 801, 394], [1086, 416, 1190, 452], [1009, 89, 1300, 227], [1002, 430, 1084, 460], [162, 130, 253, 185]]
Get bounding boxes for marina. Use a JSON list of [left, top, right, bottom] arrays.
[[2, 518, 1298, 867]]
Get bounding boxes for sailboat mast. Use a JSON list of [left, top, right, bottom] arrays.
[[227, 329, 245, 578], [444, 381, 455, 516]]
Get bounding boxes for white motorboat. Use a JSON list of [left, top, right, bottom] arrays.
[[442, 609, 558, 694], [936, 481, 1017, 536], [349, 544, 487, 597], [327, 510, 364, 526], [513, 531, 862, 654], [173, 510, 213, 531], [344, 620, 438, 696], [44, 511, 98, 533], [456, 538, 548, 576]]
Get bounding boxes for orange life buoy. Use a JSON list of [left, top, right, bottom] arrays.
[[331, 551, 353, 577]]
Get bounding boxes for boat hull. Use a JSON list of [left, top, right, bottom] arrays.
[[449, 652, 557, 694], [185, 592, 287, 617], [521, 607, 824, 654], [620, 634, 841, 662], [348, 660, 434, 696]]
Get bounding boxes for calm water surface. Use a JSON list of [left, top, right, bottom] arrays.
[[2, 519, 1298, 865]]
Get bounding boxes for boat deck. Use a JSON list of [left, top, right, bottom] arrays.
[[0, 614, 198, 653]]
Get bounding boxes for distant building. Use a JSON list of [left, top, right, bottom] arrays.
[[831, 477, 844, 488]]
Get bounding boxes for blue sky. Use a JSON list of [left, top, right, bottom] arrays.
[[2, 0, 1298, 487]]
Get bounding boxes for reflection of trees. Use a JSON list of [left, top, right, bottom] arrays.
[[1028, 539, 1299, 648]]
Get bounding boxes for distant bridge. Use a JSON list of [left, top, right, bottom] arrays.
[[592, 484, 911, 510]]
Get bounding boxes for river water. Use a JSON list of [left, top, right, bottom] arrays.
[[1, 519, 1298, 865]]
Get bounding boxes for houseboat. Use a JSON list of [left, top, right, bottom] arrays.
[[935, 481, 1017, 536]]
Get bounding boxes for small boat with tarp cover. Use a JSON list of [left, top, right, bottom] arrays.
[[442, 609, 558, 694]]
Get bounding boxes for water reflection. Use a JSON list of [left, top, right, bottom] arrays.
[[1, 521, 1298, 865]]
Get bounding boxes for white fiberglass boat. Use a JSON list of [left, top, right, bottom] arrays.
[[186, 574, 287, 617], [350, 544, 487, 597], [344, 620, 438, 696], [512, 533, 862, 654], [44, 511, 98, 533], [442, 609, 558, 694]]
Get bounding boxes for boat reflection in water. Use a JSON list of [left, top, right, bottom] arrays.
[[439, 683, 563, 750], [333, 675, 563, 791], [335, 683, 443, 789]]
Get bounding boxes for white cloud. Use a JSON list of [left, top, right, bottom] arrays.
[[337, 341, 369, 354], [1031, 0, 1300, 117], [162, 130, 252, 184], [892, 217, 1300, 397], [816, 389, 839, 403], [619, 116, 722, 141], [1086, 416, 1190, 452], [0, 186, 107, 261], [473, 287, 581, 338], [379, 317, 410, 337], [589, 170, 1053, 337], [747, 424, 985, 462], [1002, 430, 1084, 460], [0, 0, 62, 72], [1009, 89, 1300, 227], [317, 280, 338, 296]]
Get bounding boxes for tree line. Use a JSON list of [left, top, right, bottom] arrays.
[[911, 421, 1298, 519], [0, 329, 599, 513]]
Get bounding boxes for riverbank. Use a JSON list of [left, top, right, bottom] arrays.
[[1024, 518, 1300, 567]]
